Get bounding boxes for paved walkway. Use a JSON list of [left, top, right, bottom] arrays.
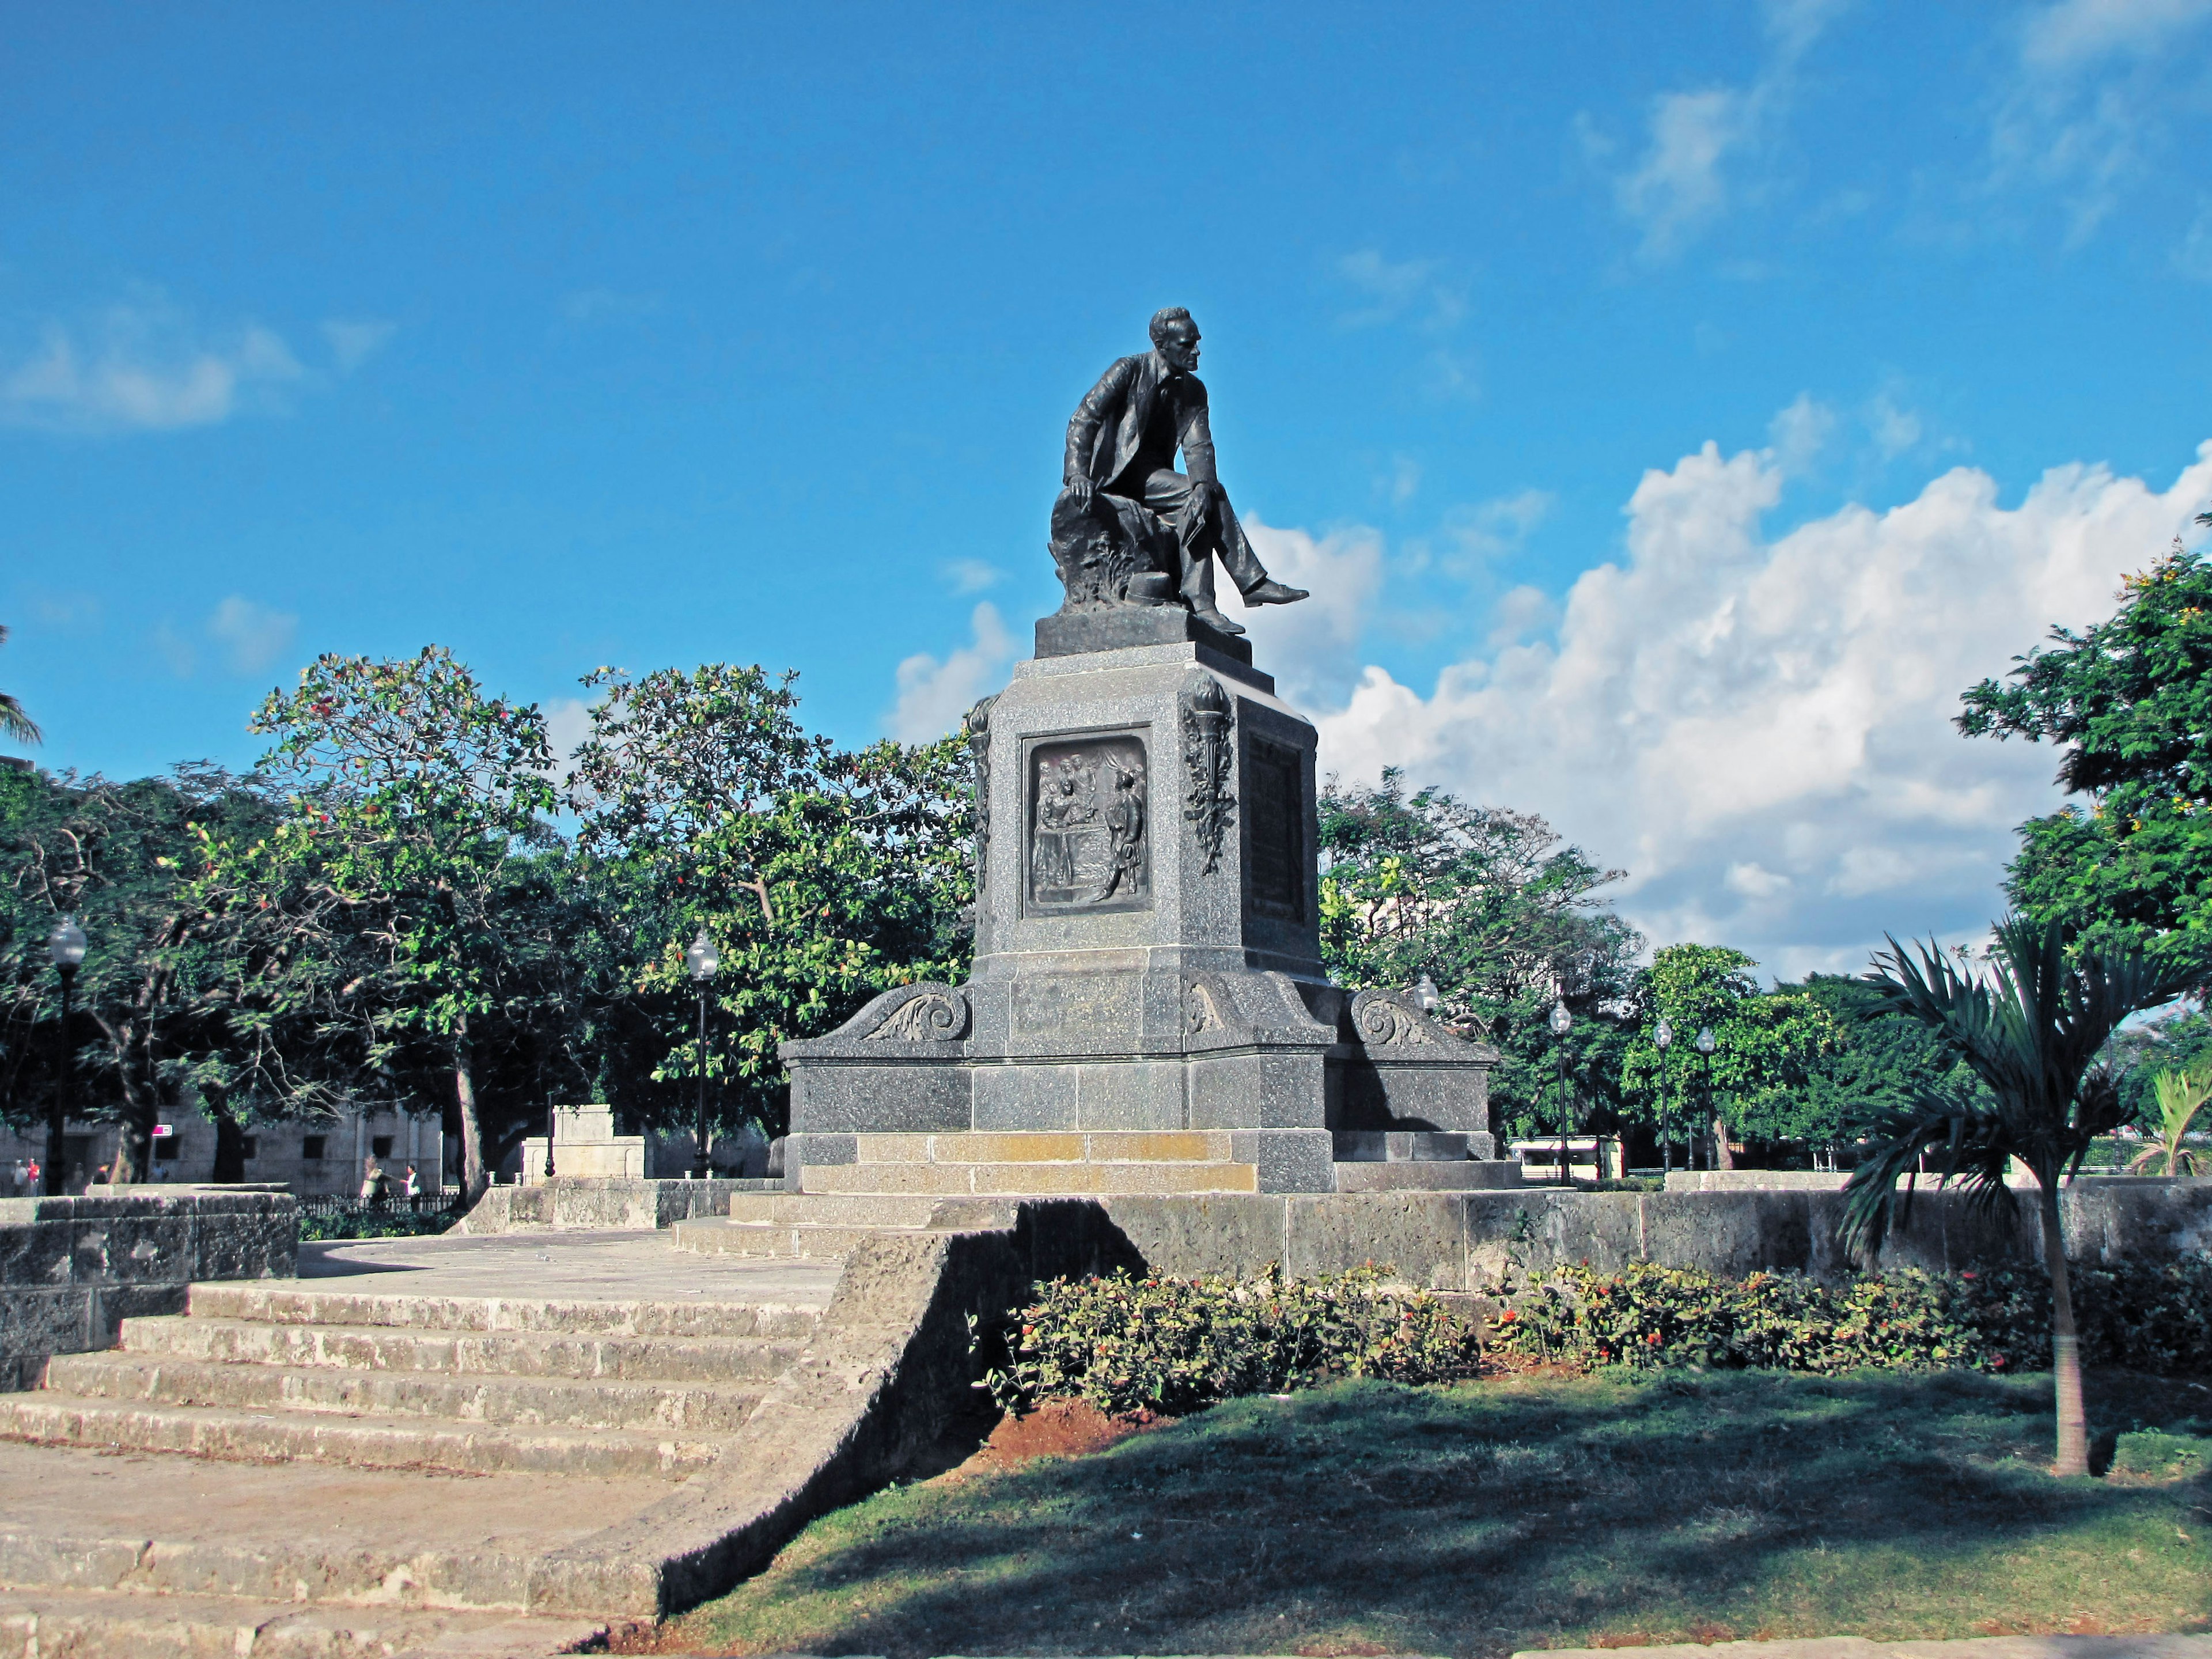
[[300, 1224, 841, 1304]]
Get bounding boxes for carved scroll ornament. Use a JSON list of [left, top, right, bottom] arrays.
[[965, 693, 997, 891], [1351, 988, 1450, 1048], [1179, 671, 1234, 874], [850, 983, 972, 1043]]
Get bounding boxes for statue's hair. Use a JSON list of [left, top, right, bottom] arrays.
[[1149, 306, 1195, 347]]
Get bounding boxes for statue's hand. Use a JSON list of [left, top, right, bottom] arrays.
[[1065, 476, 1095, 510]]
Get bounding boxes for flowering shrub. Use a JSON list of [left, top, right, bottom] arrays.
[[1490, 1255, 2212, 1376], [981, 1264, 1484, 1417]]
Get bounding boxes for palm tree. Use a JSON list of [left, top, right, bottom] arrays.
[[1, 624, 40, 745], [1840, 916, 2190, 1476], [2127, 1064, 2210, 1176]]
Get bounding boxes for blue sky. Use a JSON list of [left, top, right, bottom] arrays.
[[5, 1, 2211, 978]]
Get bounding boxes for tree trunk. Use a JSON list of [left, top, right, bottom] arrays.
[[2040, 1181, 2088, 1476], [454, 1031, 488, 1206], [207, 1089, 247, 1184], [1713, 1112, 1736, 1171]]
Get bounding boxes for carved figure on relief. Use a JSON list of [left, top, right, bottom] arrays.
[[1028, 737, 1150, 910]]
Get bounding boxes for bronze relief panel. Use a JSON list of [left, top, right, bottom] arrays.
[[1024, 731, 1152, 915]]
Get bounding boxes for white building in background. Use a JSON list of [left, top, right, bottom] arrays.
[[0, 1104, 447, 1198]]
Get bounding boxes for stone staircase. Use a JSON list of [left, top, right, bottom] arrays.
[[4, 1281, 813, 1479], [675, 1192, 1014, 1259], [804, 1130, 1258, 1196], [0, 1262, 836, 1655], [671, 1131, 1263, 1260]]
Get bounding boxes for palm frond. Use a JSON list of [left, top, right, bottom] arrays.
[[1848, 916, 2191, 1259], [1, 624, 40, 745]]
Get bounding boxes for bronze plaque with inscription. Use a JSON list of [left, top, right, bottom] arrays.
[[1246, 738, 1305, 922]]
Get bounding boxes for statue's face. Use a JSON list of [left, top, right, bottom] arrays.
[[1157, 319, 1200, 373]]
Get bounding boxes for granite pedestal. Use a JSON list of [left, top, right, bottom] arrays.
[[781, 612, 1513, 1194]]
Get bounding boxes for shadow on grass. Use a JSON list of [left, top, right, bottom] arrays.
[[669, 1368, 2212, 1659]]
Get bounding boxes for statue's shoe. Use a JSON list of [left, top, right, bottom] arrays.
[[1243, 580, 1309, 605], [1190, 603, 1248, 636]]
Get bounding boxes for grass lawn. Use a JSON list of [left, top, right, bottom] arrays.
[[655, 1368, 2212, 1658]]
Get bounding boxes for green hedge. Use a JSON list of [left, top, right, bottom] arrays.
[[298, 1207, 459, 1241], [983, 1256, 2212, 1419], [980, 1265, 1484, 1418], [1492, 1256, 2212, 1376]]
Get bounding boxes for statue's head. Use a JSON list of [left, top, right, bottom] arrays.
[[1149, 306, 1200, 373]]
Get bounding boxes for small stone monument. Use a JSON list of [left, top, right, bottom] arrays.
[[780, 311, 1516, 1196]]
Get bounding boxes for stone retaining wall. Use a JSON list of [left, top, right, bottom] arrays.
[[0, 1188, 297, 1389], [988, 1177, 2212, 1290]]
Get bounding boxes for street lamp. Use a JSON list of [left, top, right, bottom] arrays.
[[1548, 999, 1573, 1187], [46, 916, 86, 1198], [685, 927, 720, 1179], [1695, 1026, 1717, 1171], [1653, 1016, 1675, 1177]]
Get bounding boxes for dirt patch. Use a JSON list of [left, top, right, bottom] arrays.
[[944, 1396, 1168, 1478]]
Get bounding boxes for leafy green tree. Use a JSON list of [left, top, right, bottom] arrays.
[[569, 664, 972, 1141], [1768, 974, 1993, 1150], [1317, 770, 1641, 1136], [0, 625, 38, 745], [1842, 916, 2191, 1476], [2097, 1007, 2212, 1129], [236, 647, 560, 1202], [1618, 945, 1838, 1168], [1959, 537, 2212, 988], [0, 763, 278, 1179]]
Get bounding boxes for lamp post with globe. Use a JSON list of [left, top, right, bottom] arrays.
[[1548, 999, 1574, 1187], [1695, 1025, 1717, 1169], [1653, 1016, 1675, 1176], [46, 916, 86, 1197], [685, 928, 721, 1179]]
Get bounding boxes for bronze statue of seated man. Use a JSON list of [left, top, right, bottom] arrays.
[[1058, 306, 1308, 637]]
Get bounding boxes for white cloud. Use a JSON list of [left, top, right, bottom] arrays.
[[1229, 520, 1387, 711], [1335, 250, 1465, 332], [1867, 393, 1925, 460], [1300, 432, 2212, 982], [1768, 393, 1837, 476], [1600, 0, 1844, 259], [887, 603, 1014, 743], [1383, 456, 1422, 506], [1442, 489, 1555, 568], [1993, 0, 2212, 240], [541, 696, 595, 783], [321, 319, 395, 374], [1616, 88, 1756, 259], [941, 558, 1002, 594], [1, 300, 305, 433], [2021, 0, 2212, 68], [207, 596, 298, 675], [1486, 584, 1559, 651]]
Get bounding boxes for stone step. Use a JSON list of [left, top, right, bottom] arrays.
[[721, 1191, 948, 1228], [41, 1352, 766, 1434], [850, 1130, 1237, 1164], [0, 1393, 719, 1480], [185, 1281, 819, 1340], [671, 1219, 948, 1259], [120, 1314, 806, 1383], [0, 1588, 601, 1659], [800, 1158, 1259, 1196]]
